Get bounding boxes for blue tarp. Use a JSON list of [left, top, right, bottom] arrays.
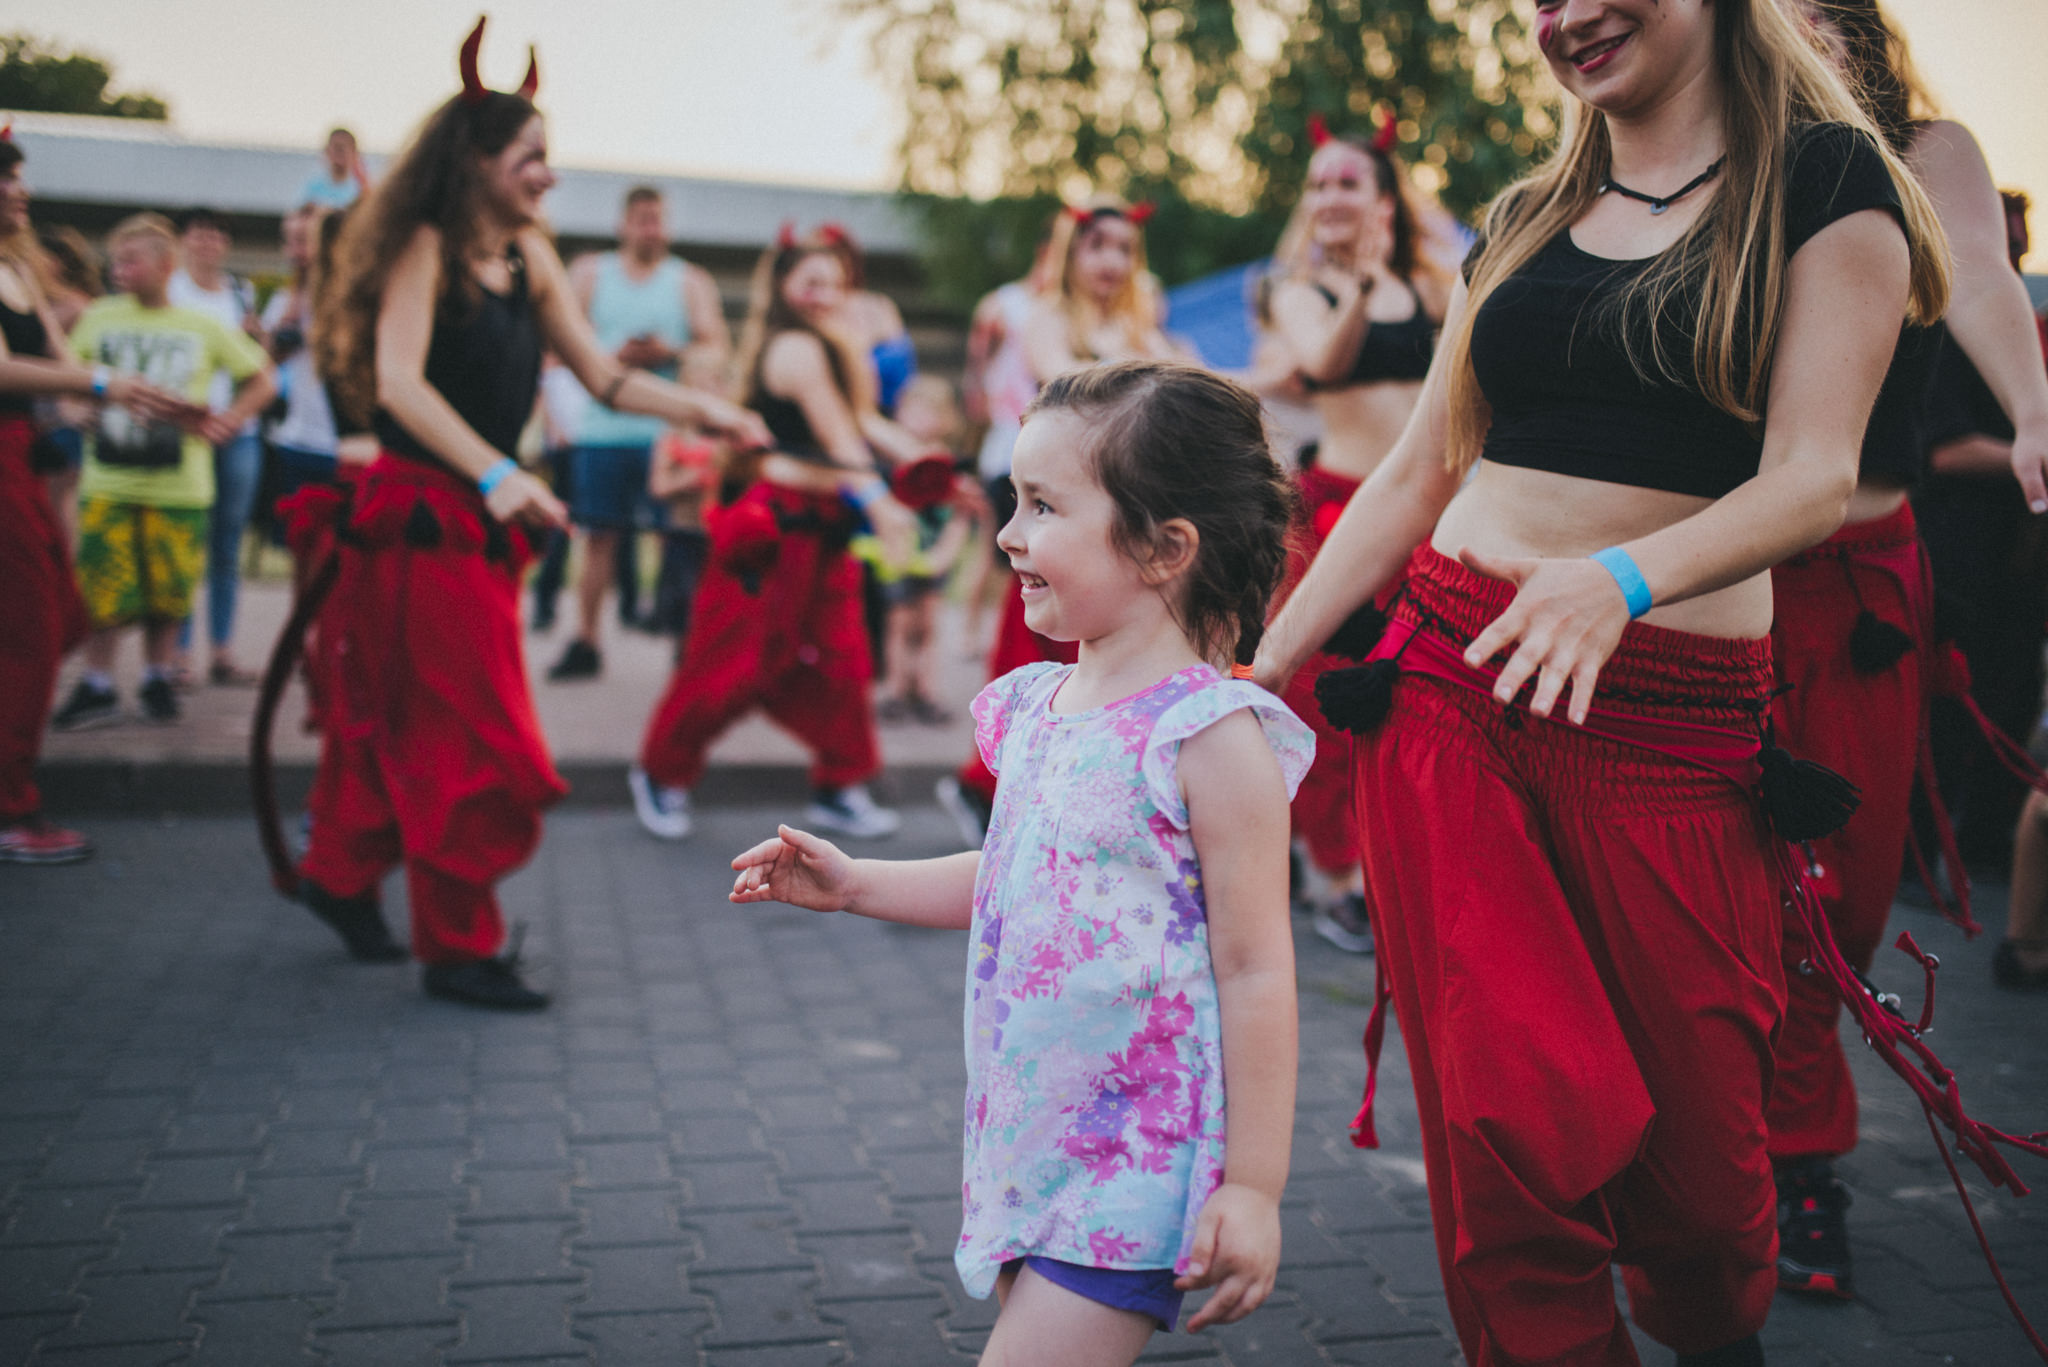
[[1163, 261, 1266, 371]]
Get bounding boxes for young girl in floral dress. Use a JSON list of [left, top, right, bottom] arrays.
[[731, 360, 1311, 1362]]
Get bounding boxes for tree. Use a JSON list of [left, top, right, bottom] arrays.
[[0, 33, 169, 120], [836, 0, 1550, 303]]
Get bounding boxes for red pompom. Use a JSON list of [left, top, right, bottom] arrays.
[[707, 496, 781, 575], [889, 454, 958, 512]]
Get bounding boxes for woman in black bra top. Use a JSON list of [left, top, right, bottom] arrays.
[[1263, 117, 1451, 955], [1759, 0, 2048, 1305], [635, 226, 936, 848], [1256, 2, 1949, 1364], [292, 19, 767, 1012]]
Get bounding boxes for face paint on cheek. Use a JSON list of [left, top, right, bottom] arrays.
[[1536, 11, 1558, 52]]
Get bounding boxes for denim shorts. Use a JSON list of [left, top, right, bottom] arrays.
[[570, 443, 660, 530], [1005, 1256, 1184, 1331]]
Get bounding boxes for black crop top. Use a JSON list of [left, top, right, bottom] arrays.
[[1300, 285, 1437, 391], [1467, 123, 1906, 498], [753, 388, 826, 462], [0, 293, 50, 416], [373, 243, 541, 470]]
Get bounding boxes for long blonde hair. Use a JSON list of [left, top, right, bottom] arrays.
[[1442, 0, 1949, 471], [1042, 195, 1158, 362]]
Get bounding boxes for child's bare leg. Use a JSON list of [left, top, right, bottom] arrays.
[[981, 1263, 1155, 1367], [882, 602, 917, 703], [908, 596, 940, 702], [2007, 790, 2048, 972]]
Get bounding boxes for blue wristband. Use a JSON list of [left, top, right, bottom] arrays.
[[1590, 546, 1653, 619], [846, 477, 887, 511], [477, 457, 519, 496]]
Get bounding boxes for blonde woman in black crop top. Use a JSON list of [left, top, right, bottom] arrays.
[[1254, 3, 1949, 1365]]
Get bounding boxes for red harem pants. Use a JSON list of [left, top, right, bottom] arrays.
[[1765, 502, 1926, 1160], [640, 482, 878, 791], [295, 455, 567, 964], [1280, 464, 1365, 876], [0, 418, 88, 822], [953, 572, 1076, 804], [1355, 546, 1785, 1364]]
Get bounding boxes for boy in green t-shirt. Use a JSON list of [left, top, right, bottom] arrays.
[[54, 213, 275, 729]]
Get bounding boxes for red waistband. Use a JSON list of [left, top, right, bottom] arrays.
[[367, 450, 486, 500], [1396, 543, 1774, 727], [1297, 464, 1362, 507]]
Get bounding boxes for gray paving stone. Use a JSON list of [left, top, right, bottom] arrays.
[[202, 1228, 343, 1300], [571, 1138, 673, 1189], [444, 1283, 593, 1363], [0, 1313, 72, 1362], [314, 1324, 459, 1367], [320, 1254, 462, 1332], [2, 1182, 136, 1247], [821, 1294, 969, 1364], [787, 1177, 907, 1236], [97, 1207, 236, 1275], [185, 1296, 327, 1363], [39, 1270, 208, 1352], [469, 1167, 577, 1220], [685, 1210, 809, 1274], [697, 1267, 837, 1349], [338, 1193, 466, 1259], [571, 1189, 686, 1249], [359, 1144, 469, 1197], [702, 1343, 844, 1367], [571, 1245, 705, 1317], [572, 1308, 711, 1364], [803, 1232, 947, 1301], [451, 1217, 583, 1287]]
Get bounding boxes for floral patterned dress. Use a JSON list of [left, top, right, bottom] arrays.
[[956, 661, 1313, 1298]]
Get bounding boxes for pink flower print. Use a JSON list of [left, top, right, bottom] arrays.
[[1089, 1228, 1143, 1265]]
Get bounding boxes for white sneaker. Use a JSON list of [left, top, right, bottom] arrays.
[[933, 776, 990, 850], [1312, 893, 1375, 955], [628, 767, 692, 840], [805, 784, 901, 839]]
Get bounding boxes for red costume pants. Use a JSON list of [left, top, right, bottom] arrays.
[[0, 418, 87, 822], [1280, 465, 1365, 876], [640, 483, 879, 791], [954, 574, 1075, 804], [295, 455, 567, 963], [1355, 547, 1784, 1365], [1765, 502, 1926, 1160]]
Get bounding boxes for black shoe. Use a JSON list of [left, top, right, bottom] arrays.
[[138, 675, 180, 724], [1677, 1333, 1764, 1367], [52, 679, 120, 731], [546, 639, 601, 681], [1993, 939, 2048, 990], [422, 956, 550, 1010], [530, 604, 556, 633], [1775, 1158, 1853, 1299], [298, 881, 408, 962]]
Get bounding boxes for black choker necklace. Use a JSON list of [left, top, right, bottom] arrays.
[[1600, 156, 1726, 215]]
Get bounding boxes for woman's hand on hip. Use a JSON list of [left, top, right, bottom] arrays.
[[1459, 547, 1630, 727], [485, 469, 569, 529]]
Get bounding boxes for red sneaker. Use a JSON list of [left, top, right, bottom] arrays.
[[0, 817, 94, 865]]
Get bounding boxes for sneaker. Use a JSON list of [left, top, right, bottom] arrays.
[[547, 638, 602, 681], [1775, 1158, 1854, 1299], [908, 696, 952, 726], [1313, 893, 1375, 955], [52, 680, 120, 731], [208, 658, 261, 687], [422, 955, 549, 1010], [934, 776, 991, 850], [806, 784, 901, 839], [628, 766, 691, 840], [0, 817, 94, 865], [530, 603, 556, 633], [298, 881, 408, 962], [139, 675, 180, 724], [876, 696, 914, 725]]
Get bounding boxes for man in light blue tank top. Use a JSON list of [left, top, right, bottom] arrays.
[[549, 186, 730, 680]]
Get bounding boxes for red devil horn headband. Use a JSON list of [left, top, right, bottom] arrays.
[[0, 123, 12, 144], [458, 16, 539, 105], [1067, 201, 1154, 227], [1306, 113, 1331, 148], [775, 220, 798, 251], [1373, 106, 1398, 153]]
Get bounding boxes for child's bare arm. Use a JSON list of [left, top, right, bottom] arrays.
[[730, 826, 980, 930], [1174, 710, 1296, 1330]]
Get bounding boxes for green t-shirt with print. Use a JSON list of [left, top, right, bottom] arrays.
[[69, 295, 268, 509]]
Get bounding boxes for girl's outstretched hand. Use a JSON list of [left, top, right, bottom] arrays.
[[1458, 546, 1630, 727], [729, 824, 856, 913], [1175, 1182, 1281, 1331]]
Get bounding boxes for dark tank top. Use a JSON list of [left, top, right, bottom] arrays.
[[1300, 284, 1436, 390], [1860, 321, 1942, 487], [1466, 123, 1907, 499], [373, 242, 541, 470], [0, 292, 50, 416]]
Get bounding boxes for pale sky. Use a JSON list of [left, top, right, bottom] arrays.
[[9, 0, 2047, 247]]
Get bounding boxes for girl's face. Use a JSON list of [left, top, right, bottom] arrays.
[[0, 165, 28, 234], [781, 251, 848, 326], [998, 410, 1159, 645], [1071, 215, 1139, 306], [1535, 0, 1719, 118], [478, 115, 556, 227], [1304, 143, 1393, 261]]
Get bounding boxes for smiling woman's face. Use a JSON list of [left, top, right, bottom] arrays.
[[1535, 0, 1720, 118]]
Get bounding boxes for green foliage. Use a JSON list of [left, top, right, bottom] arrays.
[[838, 0, 1552, 304], [0, 33, 169, 120]]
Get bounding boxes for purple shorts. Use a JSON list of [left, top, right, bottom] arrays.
[[1006, 1256, 1185, 1331]]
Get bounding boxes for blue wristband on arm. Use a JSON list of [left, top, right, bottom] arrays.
[[477, 457, 519, 496], [1590, 546, 1653, 619]]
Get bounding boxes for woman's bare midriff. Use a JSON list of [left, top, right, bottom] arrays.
[[1431, 462, 1775, 640], [1844, 474, 1909, 524], [1310, 379, 1424, 483]]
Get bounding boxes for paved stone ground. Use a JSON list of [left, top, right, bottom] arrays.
[[2, 808, 2044, 1366]]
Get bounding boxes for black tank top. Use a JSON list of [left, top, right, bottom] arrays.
[[373, 242, 541, 470], [1300, 285, 1436, 390], [1466, 123, 1907, 499], [0, 291, 50, 416]]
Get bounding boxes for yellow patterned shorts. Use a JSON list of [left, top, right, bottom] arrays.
[[75, 498, 207, 627]]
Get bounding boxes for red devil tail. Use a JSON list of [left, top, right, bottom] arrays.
[[251, 551, 341, 897]]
